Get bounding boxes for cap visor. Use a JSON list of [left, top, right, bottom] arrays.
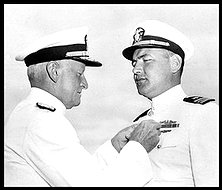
[[72, 57, 102, 67], [123, 44, 166, 61], [122, 45, 145, 61]]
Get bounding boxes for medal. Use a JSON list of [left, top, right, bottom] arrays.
[[160, 120, 179, 133]]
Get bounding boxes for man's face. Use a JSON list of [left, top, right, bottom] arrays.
[[132, 48, 172, 99], [57, 60, 88, 109]]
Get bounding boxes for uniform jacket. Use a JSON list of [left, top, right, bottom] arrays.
[[134, 85, 219, 187], [4, 87, 153, 187]]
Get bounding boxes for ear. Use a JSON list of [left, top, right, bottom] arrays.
[[46, 61, 60, 83], [170, 55, 182, 73]]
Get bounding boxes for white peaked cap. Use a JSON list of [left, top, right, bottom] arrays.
[[122, 20, 194, 62], [15, 26, 102, 67]]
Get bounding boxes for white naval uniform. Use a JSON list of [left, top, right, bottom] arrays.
[[4, 87, 153, 187], [134, 85, 219, 187]]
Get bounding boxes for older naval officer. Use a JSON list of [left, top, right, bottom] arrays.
[[4, 26, 161, 187], [122, 20, 219, 187]]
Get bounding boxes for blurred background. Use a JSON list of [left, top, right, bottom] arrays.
[[4, 4, 219, 153]]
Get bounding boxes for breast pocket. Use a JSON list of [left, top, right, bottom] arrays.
[[161, 141, 177, 149], [159, 131, 179, 149]]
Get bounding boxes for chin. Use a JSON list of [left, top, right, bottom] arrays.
[[66, 101, 81, 109], [74, 100, 81, 107], [137, 86, 146, 96], [66, 105, 74, 109], [75, 102, 81, 106], [137, 87, 153, 99]]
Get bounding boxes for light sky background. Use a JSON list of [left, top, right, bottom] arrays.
[[4, 4, 219, 153]]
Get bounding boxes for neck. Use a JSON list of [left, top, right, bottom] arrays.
[[30, 82, 58, 100], [146, 80, 181, 101]]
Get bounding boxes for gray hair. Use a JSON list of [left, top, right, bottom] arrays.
[[27, 62, 47, 87]]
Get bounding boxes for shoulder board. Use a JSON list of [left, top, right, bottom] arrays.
[[183, 96, 215, 105], [36, 102, 56, 112], [133, 108, 151, 122]]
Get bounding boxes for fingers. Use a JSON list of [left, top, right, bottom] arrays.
[[154, 123, 162, 136], [125, 135, 130, 141], [139, 120, 162, 138], [129, 123, 138, 130], [138, 120, 161, 130], [155, 123, 161, 130], [124, 124, 138, 140], [157, 128, 161, 136]]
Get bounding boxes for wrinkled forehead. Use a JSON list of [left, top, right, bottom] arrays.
[[133, 48, 168, 60]]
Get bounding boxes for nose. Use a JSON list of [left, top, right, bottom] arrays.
[[81, 75, 88, 90], [132, 61, 143, 75]]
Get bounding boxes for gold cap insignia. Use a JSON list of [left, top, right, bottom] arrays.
[[133, 27, 145, 45]]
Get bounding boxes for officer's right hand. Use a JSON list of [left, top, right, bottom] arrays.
[[129, 120, 161, 153]]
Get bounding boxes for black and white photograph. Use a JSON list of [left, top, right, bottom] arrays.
[[4, 4, 219, 187]]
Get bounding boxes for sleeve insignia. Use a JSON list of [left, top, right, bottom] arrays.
[[36, 102, 56, 112], [183, 96, 215, 105]]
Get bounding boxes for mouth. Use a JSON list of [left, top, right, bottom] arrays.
[[134, 76, 147, 86], [77, 91, 82, 95]]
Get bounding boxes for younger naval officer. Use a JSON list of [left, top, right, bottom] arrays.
[[4, 26, 161, 187], [122, 20, 219, 187]]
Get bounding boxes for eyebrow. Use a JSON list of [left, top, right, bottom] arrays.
[[132, 53, 151, 62]]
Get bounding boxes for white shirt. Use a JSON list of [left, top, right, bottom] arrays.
[[4, 87, 153, 187], [134, 85, 219, 187]]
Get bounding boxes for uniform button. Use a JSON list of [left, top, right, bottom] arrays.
[[157, 144, 161, 149], [148, 110, 154, 116]]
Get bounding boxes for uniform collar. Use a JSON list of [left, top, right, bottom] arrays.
[[151, 84, 186, 112], [28, 87, 66, 115]]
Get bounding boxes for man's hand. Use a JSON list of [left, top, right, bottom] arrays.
[[129, 120, 161, 153], [111, 124, 137, 153]]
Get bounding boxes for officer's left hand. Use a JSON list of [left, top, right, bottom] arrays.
[[111, 124, 138, 153]]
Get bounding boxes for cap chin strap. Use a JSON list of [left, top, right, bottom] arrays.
[[65, 50, 89, 58]]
